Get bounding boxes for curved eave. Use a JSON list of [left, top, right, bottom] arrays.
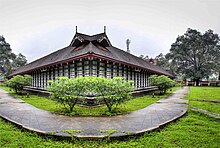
[[8, 53, 90, 77], [91, 53, 174, 77], [8, 52, 174, 78]]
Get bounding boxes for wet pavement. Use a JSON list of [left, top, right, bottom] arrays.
[[0, 87, 189, 138]]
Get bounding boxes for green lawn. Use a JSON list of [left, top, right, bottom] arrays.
[[0, 110, 219, 147], [188, 87, 220, 114], [0, 85, 220, 147], [189, 87, 220, 100], [0, 84, 180, 116]]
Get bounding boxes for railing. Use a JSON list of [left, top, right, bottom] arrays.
[[176, 80, 220, 86]]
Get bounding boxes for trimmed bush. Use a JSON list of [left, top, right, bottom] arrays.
[[48, 76, 134, 112], [93, 77, 134, 111], [7, 75, 32, 94], [149, 75, 175, 94]]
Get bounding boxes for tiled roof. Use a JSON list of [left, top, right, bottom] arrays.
[[9, 32, 173, 77]]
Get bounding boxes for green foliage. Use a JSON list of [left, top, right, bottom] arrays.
[[12, 53, 27, 68], [167, 28, 220, 84], [93, 77, 134, 112], [150, 75, 175, 94], [6, 75, 31, 94], [155, 53, 169, 68], [0, 36, 27, 76], [48, 76, 134, 112], [48, 77, 88, 112], [0, 36, 16, 76]]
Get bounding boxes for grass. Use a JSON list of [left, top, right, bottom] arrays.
[[0, 85, 219, 147], [190, 101, 220, 114], [0, 84, 180, 116], [188, 87, 220, 114], [0, 110, 219, 147], [189, 87, 220, 100]]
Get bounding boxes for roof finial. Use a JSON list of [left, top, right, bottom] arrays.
[[126, 39, 131, 53], [104, 26, 106, 33], [76, 26, 78, 33]]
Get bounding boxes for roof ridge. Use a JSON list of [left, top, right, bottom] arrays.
[[76, 32, 105, 37]]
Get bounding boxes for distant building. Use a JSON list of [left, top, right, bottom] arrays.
[[9, 30, 173, 88]]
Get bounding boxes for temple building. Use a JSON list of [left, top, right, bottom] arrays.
[[9, 29, 173, 89]]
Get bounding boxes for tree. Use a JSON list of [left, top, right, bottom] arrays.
[[139, 55, 149, 61], [167, 28, 220, 85], [149, 75, 175, 94], [155, 53, 169, 67], [13, 53, 27, 68], [0, 36, 27, 76], [0, 36, 16, 76], [7, 75, 32, 94]]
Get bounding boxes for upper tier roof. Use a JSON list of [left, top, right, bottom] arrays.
[[9, 32, 173, 77]]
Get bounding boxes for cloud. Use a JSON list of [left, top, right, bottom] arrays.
[[0, 0, 220, 62]]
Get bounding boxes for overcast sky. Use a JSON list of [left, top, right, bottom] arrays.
[[1, 0, 220, 62]]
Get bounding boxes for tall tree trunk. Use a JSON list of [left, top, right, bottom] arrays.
[[195, 79, 200, 86], [219, 71, 220, 80]]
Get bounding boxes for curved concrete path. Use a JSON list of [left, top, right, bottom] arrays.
[[0, 87, 189, 138]]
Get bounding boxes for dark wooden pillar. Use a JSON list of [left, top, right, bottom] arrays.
[[35, 71, 37, 87], [117, 64, 119, 76], [111, 62, 114, 78], [144, 71, 146, 87], [39, 71, 41, 87], [36, 71, 38, 87], [122, 65, 124, 77], [33, 72, 35, 87], [45, 70, 48, 87], [74, 61, 77, 78], [134, 70, 136, 87], [53, 66, 55, 81], [89, 59, 92, 76], [130, 67, 132, 81], [42, 71, 44, 88], [97, 60, 100, 77], [68, 63, 71, 78], [140, 71, 142, 88], [62, 65, 65, 76], [49, 68, 51, 80], [137, 71, 139, 88], [126, 67, 129, 81], [82, 60, 85, 77], [104, 61, 107, 78], [57, 65, 60, 77]]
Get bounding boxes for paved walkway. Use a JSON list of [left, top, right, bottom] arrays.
[[0, 87, 189, 138]]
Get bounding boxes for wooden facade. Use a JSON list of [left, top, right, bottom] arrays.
[[30, 58, 153, 88]]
